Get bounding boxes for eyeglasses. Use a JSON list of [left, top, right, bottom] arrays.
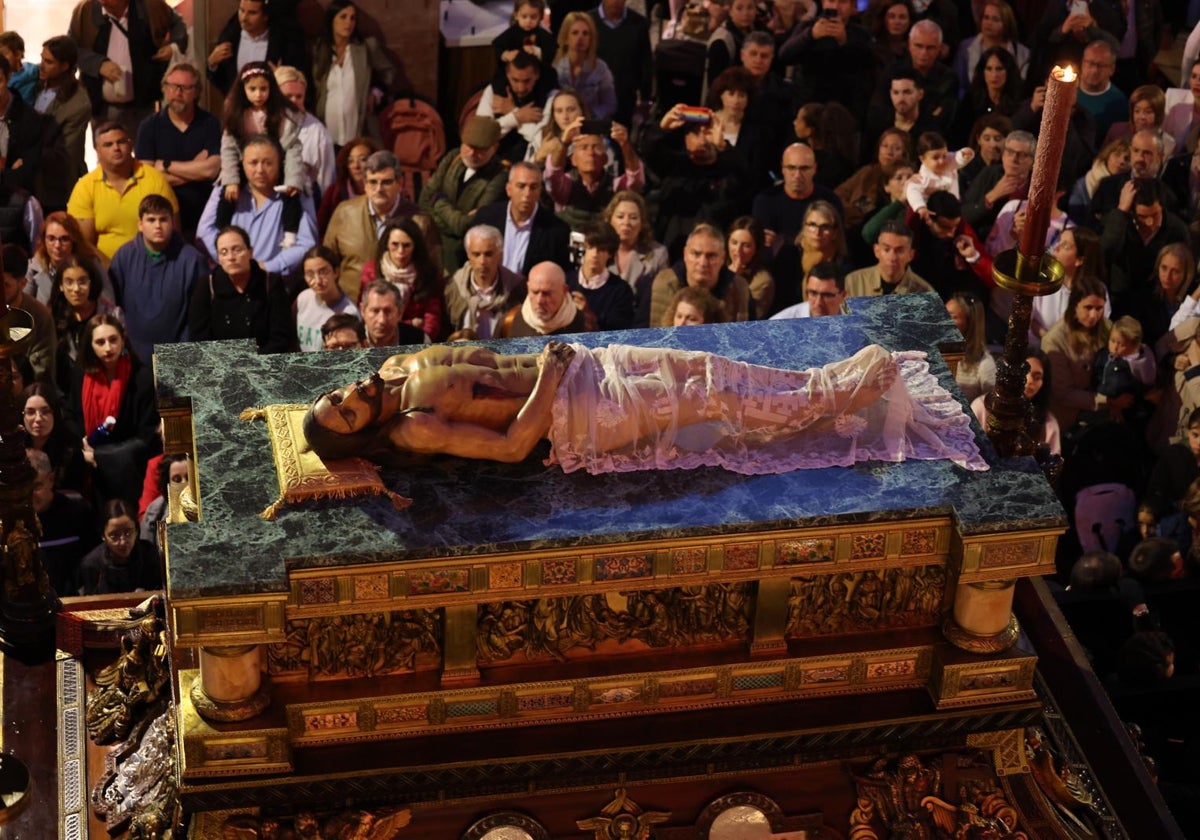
[[304, 267, 334, 280], [104, 528, 135, 543], [1002, 147, 1033, 159], [163, 82, 197, 92], [218, 245, 248, 257], [804, 221, 837, 234], [45, 234, 72, 245], [22, 407, 52, 418]]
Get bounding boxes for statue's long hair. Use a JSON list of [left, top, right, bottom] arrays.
[[301, 400, 435, 470]]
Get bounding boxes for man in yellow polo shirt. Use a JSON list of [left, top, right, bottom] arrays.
[[67, 121, 178, 259]]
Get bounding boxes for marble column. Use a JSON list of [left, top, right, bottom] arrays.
[[943, 580, 1019, 654], [191, 644, 271, 723]]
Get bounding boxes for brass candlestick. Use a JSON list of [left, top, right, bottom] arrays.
[[985, 65, 1077, 467]]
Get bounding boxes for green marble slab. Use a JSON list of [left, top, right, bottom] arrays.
[[155, 292, 1065, 599]]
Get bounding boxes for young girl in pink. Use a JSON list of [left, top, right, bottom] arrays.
[[218, 62, 305, 245]]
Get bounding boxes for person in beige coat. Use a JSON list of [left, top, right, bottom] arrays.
[[323, 150, 417, 303]]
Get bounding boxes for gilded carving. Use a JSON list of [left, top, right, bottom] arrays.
[[223, 806, 411, 839], [196, 605, 262, 634], [407, 568, 470, 595], [595, 552, 653, 581], [489, 562, 523, 590], [851, 752, 1030, 840], [902, 527, 938, 556], [577, 788, 670, 840], [90, 703, 176, 837], [267, 609, 442, 679], [354, 573, 390, 601], [979, 541, 1039, 570], [866, 658, 917, 679], [802, 664, 849, 684], [671, 546, 707, 574], [377, 705, 427, 725], [476, 583, 753, 664], [851, 532, 886, 560], [778, 537, 836, 565], [724, 543, 760, 570], [786, 565, 945, 638], [86, 614, 170, 745], [299, 578, 337, 605], [541, 557, 577, 585]]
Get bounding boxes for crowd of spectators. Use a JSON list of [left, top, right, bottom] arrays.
[[4, 0, 1200, 818]]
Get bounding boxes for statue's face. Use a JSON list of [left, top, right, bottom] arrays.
[[312, 374, 383, 434]]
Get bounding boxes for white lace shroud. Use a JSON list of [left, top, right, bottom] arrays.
[[546, 343, 988, 475]]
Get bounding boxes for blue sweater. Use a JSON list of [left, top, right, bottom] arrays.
[[109, 232, 208, 361]]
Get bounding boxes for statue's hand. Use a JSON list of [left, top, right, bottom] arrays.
[[540, 341, 576, 377]]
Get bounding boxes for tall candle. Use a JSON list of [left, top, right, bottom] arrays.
[[1019, 65, 1078, 260]]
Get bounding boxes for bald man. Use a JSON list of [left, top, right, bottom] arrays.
[[498, 261, 591, 337]]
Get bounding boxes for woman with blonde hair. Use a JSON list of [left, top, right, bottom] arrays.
[[1067, 136, 1130, 224], [773, 201, 846, 314], [946, 292, 995, 401], [553, 12, 616, 120]]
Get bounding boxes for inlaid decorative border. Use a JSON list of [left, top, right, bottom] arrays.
[[179, 673, 294, 780], [57, 655, 87, 840], [277, 646, 933, 747], [930, 654, 1038, 709]]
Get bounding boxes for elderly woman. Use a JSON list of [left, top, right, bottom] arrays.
[[26, 211, 113, 305], [189, 226, 293, 354], [310, 0, 399, 147], [553, 12, 616, 121]]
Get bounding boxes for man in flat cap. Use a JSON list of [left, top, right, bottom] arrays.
[[419, 115, 507, 271]]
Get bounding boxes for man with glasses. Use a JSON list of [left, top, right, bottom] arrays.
[[770, 261, 847, 318], [962, 129, 1034, 241], [68, 120, 178, 258], [752, 143, 842, 254], [325, 150, 418, 303], [1089, 128, 1172, 225], [134, 63, 220, 238], [109, 193, 206, 359], [1077, 40, 1127, 141]]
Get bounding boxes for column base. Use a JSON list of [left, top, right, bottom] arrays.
[[942, 614, 1020, 655], [190, 675, 271, 723]]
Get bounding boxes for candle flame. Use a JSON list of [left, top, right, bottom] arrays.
[[1055, 65, 1077, 83]]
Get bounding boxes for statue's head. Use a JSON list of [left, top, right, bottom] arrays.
[[304, 374, 391, 462]]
